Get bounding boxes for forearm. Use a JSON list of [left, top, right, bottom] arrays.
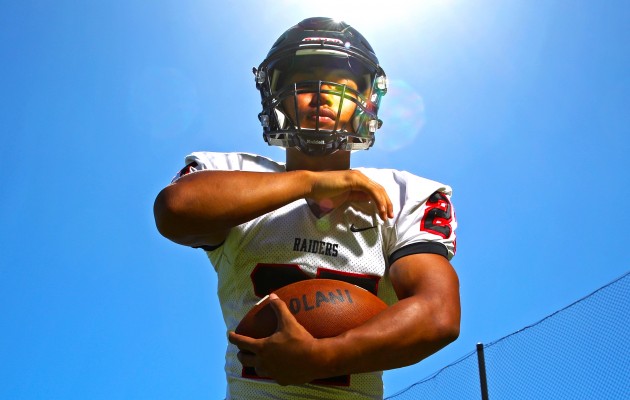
[[314, 254, 461, 379], [154, 170, 312, 246], [315, 295, 459, 378], [154, 168, 394, 247]]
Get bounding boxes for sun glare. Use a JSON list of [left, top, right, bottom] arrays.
[[275, 0, 453, 28]]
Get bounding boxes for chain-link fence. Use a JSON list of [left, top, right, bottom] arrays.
[[387, 272, 630, 399]]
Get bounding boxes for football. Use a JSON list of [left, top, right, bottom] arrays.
[[235, 279, 387, 339]]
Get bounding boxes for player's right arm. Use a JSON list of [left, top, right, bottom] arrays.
[[153, 169, 393, 248]]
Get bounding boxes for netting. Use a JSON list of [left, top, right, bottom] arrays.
[[386, 350, 480, 399], [387, 272, 630, 399]]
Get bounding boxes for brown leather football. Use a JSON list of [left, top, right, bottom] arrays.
[[235, 279, 387, 339]]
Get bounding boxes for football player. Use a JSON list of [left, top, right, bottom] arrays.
[[154, 17, 460, 400]]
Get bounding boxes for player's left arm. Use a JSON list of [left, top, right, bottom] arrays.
[[341, 252, 461, 370], [229, 252, 460, 385]]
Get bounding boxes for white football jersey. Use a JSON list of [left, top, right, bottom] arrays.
[[173, 152, 457, 400]]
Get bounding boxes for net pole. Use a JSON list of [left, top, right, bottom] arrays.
[[476, 342, 489, 400]]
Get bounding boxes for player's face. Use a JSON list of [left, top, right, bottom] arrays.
[[281, 68, 360, 132]]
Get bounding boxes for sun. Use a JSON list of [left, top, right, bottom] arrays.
[[271, 0, 454, 39], [277, 0, 452, 20]]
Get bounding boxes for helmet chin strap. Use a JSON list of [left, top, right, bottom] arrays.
[[274, 98, 352, 156], [294, 130, 347, 156], [273, 108, 346, 156]]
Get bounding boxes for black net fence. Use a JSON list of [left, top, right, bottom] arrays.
[[386, 271, 630, 400]]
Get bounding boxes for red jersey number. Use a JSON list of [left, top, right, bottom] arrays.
[[420, 191, 453, 239]]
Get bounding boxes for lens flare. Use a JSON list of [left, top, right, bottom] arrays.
[[316, 215, 332, 232], [375, 79, 426, 152]]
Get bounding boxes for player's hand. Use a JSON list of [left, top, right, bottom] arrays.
[[228, 294, 323, 386], [307, 170, 394, 221]]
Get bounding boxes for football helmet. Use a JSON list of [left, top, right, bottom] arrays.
[[254, 17, 387, 156]]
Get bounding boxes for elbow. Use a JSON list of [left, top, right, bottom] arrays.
[[433, 308, 461, 347], [404, 307, 461, 367], [153, 185, 227, 247], [153, 186, 185, 241], [438, 319, 460, 346]]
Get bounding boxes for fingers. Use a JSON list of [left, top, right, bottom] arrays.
[[342, 171, 395, 220], [228, 331, 260, 354], [354, 175, 393, 221], [236, 350, 270, 378], [307, 170, 394, 221], [373, 186, 393, 221], [268, 293, 295, 331], [236, 350, 256, 367], [230, 332, 269, 375], [384, 190, 394, 220]]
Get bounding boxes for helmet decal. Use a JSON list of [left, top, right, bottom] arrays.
[[302, 37, 345, 45]]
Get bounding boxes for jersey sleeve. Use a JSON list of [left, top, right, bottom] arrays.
[[166, 152, 285, 252], [170, 151, 285, 182], [386, 171, 457, 264]]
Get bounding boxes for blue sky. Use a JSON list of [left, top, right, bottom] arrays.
[[1, 1, 628, 398]]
